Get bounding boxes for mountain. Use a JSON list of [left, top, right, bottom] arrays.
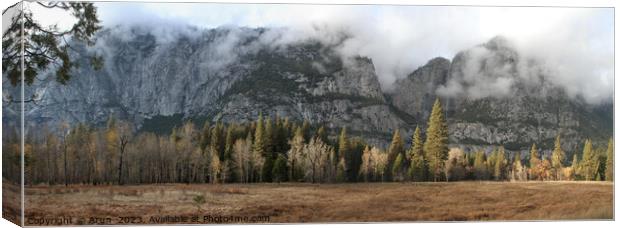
[[390, 36, 613, 152], [4, 27, 612, 152]]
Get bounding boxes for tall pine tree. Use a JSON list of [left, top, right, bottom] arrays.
[[571, 153, 580, 180], [424, 98, 449, 182], [408, 126, 427, 181], [387, 129, 405, 181], [580, 139, 598, 181], [473, 150, 487, 180], [494, 147, 506, 181], [253, 114, 269, 182], [551, 135, 565, 180]]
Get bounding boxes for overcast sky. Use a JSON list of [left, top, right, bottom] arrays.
[[28, 1, 614, 103]]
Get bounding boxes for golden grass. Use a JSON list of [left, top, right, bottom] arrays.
[[2, 181, 21, 226], [11, 181, 614, 225]]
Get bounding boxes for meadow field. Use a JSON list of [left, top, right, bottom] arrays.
[[3, 181, 613, 225]]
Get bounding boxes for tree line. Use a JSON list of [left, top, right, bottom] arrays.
[[2, 99, 613, 185]]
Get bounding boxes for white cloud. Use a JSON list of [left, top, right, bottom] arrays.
[[88, 3, 613, 104]]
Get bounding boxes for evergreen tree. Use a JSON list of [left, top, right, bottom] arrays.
[[529, 143, 540, 168], [3, 2, 102, 86], [473, 150, 487, 180], [494, 147, 506, 181], [529, 143, 540, 180], [346, 139, 365, 182], [605, 138, 613, 181], [210, 122, 224, 160], [409, 153, 426, 182], [253, 114, 270, 182], [571, 153, 579, 171], [274, 116, 289, 154], [512, 152, 526, 181], [261, 156, 274, 182], [301, 120, 311, 143], [264, 117, 274, 154], [392, 153, 404, 181], [387, 129, 405, 181], [315, 126, 328, 144], [551, 135, 565, 180], [408, 127, 423, 159], [424, 98, 449, 182], [253, 114, 265, 156], [408, 126, 427, 181], [200, 122, 211, 151], [580, 139, 598, 181], [224, 126, 234, 161], [221, 126, 235, 182], [272, 154, 288, 183]]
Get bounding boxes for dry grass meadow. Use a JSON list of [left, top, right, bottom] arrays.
[[4, 181, 614, 225]]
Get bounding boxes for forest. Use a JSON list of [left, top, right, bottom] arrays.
[[2, 99, 614, 185]]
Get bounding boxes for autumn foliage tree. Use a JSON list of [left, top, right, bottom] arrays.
[[18, 112, 612, 185]]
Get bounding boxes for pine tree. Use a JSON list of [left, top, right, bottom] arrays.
[[224, 126, 234, 161], [221, 126, 235, 182], [605, 138, 613, 181], [301, 120, 311, 143], [261, 117, 276, 182], [473, 150, 487, 180], [346, 139, 365, 182], [210, 122, 223, 160], [387, 129, 405, 181], [253, 114, 265, 156], [551, 135, 565, 180], [264, 117, 274, 155], [274, 116, 289, 154], [529, 143, 540, 168], [424, 98, 449, 182], [571, 153, 579, 173], [253, 114, 270, 182], [529, 143, 540, 180], [494, 147, 506, 181], [392, 153, 404, 181], [315, 126, 328, 144], [408, 126, 427, 181], [272, 154, 288, 183], [512, 152, 526, 181], [200, 122, 211, 152], [580, 139, 598, 181]]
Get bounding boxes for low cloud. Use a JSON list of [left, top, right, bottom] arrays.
[[92, 3, 613, 104]]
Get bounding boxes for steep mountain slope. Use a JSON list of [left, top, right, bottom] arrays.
[[4, 27, 612, 151], [9, 26, 409, 146], [390, 37, 613, 151]]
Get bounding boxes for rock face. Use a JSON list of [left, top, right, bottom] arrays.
[[7, 26, 409, 146], [389, 36, 613, 152], [4, 27, 612, 151], [391, 57, 450, 122]]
